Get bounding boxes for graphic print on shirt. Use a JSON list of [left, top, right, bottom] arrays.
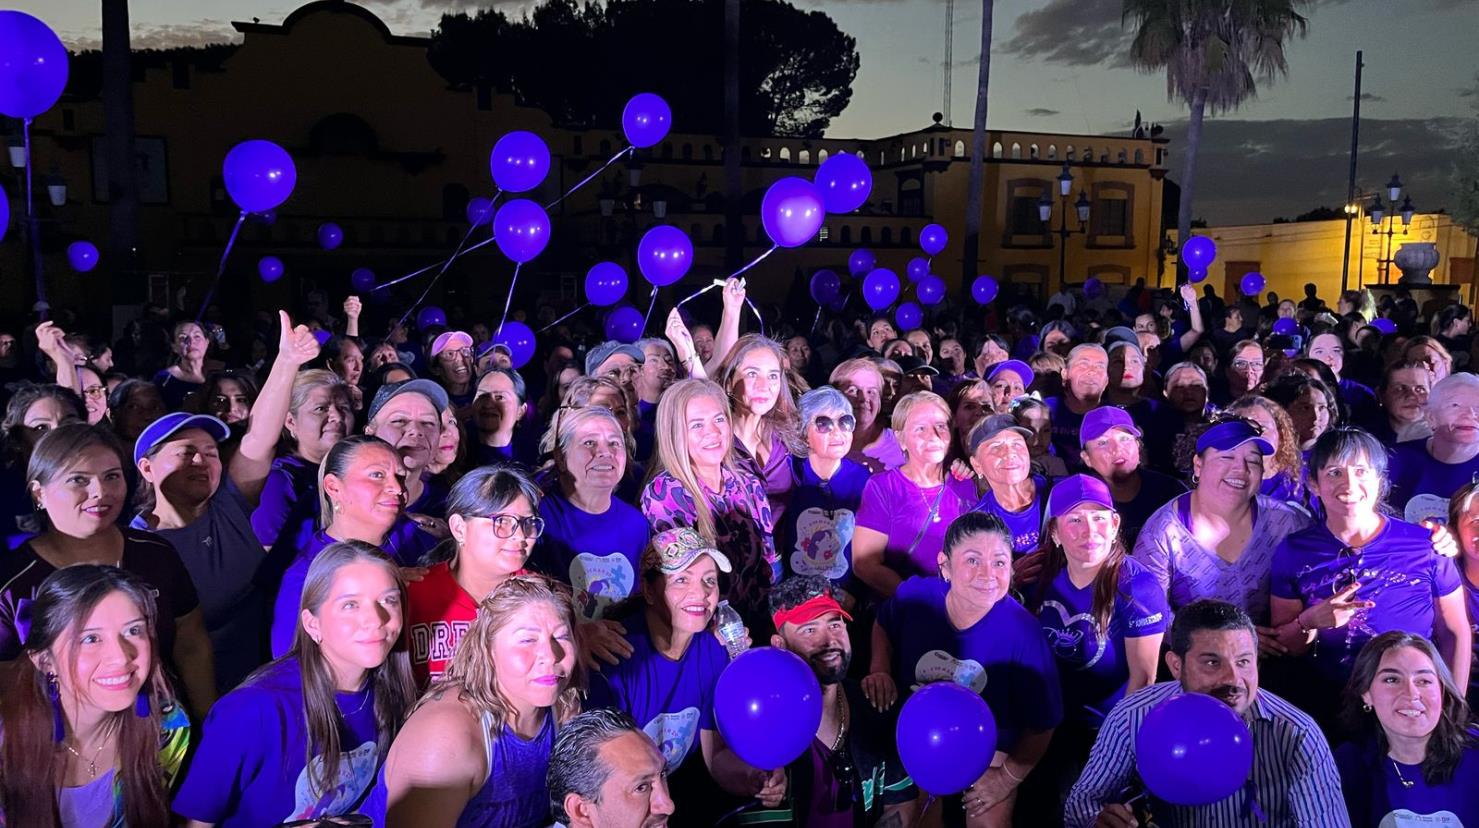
[[1039, 600, 1108, 670], [569, 553, 635, 620], [1404, 493, 1450, 528], [913, 649, 987, 694], [409, 619, 472, 670], [642, 707, 701, 772], [790, 507, 854, 580], [1380, 809, 1460, 828], [287, 740, 378, 821]]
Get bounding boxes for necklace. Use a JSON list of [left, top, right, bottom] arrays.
[[64, 737, 108, 779], [1391, 758, 1415, 789], [829, 691, 848, 752]]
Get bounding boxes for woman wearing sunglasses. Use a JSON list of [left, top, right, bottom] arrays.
[[1268, 427, 1471, 728], [404, 466, 546, 689], [776, 387, 872, 607]]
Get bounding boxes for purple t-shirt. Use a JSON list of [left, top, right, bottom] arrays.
[[531, 491, 649, 620], [777, 457, 871, 594], [735, 431, 798, 527], [251, 454, 320, 556], [1271, 517, 1462, 683], [855, 470, 975, 579], [1336, 738, 1479, 828], [1043, 396, 1090, 468], [1465, 569, 1479, 707], [975, 475, 1047, 555], [1388, 438, 1479, 525], [585, 611, 725, 773], [173, 657, 382, 827], [1033, 557, 1168, 727], [270, 521, 439, 657], [876, 576, 1063, 751]]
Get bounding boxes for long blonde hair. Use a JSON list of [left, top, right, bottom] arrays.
[[648, 378, 736, 541], [713, 334, 804, 456], [425, 574, 585, 734]]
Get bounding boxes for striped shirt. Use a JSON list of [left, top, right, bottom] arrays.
[[1064, 682, 1350, 828]]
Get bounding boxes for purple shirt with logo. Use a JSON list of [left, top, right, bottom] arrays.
[[777, 457, 871, 595], [531, 491, 649, 621], [1336, 738, 1479, 828], [975, 475, 1047, 555], [1388, 438, 1479, 525]]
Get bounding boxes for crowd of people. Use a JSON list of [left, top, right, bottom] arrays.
[[0, 274, 1477, 828]]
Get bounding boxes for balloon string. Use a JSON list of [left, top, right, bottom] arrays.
[[714, 799, 759, 826], [392, 190, 503, 331], [676, 279, 726, 308], [194, 210, 247, 323], [374, 236, 498, 291], [498, 261, 523, 331], [23, 118, 46, 320], [640, 285, 660, 333], [728, 244, 778, 281], [911, 794, 936, 828], [539, 303, 589, 333], [375, 191, 501, 293], [546, 146, 635, 211], [810, 306, 822, 333]]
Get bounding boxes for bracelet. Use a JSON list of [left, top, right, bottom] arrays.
[[1296, 613, 1315, 634], [1000, 764, 1026, 784]]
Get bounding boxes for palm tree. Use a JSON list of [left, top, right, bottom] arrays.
[[1124, 0, 1309, 275], [961, 0, 993, 289]]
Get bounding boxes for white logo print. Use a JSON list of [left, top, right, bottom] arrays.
[[569, 553, 635, 620], [644, 708, 701, 772], [913, 649, 987, 694], [791, 507, 854, 580], [1040, 600, 1108, 670]]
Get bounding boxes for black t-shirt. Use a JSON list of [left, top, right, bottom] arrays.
[[0, 528, 200, 662]]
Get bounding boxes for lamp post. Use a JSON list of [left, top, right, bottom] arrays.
[[1368, 173, 1414, 284], [1037, 162, 1090, 292]]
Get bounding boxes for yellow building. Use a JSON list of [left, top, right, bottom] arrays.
[[1183, 214, 1477, 305], [7, 0, 1170, 328]]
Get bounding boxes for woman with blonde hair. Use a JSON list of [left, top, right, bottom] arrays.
[[1404, 335, 1453, 383], [714, 334, 804, 521], [641, 379, 776, 627], [383, 575, 584, 828], [829, 357, 903, 472]]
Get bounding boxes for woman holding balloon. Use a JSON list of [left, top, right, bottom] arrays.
[[714, 335, 803, 523]]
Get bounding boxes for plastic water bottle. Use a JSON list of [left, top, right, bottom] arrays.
[[715, 600, 749, 660]]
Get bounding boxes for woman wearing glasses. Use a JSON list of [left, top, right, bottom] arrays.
[[405, 466, 545, 689], [1212, 339, 1265, 407], [1267, 427, 1470, 727], [776, 387, 872, 604]]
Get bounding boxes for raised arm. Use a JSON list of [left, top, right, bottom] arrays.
[[230, 311, 320, 507], [1176, 283, 1204, 352], [344, 296, 362, 338], [34, 321, 80, 395], [665, 308, 707, 380], [706, 278, 746, 373]]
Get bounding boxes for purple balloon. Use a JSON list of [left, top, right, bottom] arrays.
[[714, 648, 823, 771], [1189, 267, 1209, 284], [1239, 271, 1265, 297], [761, 177, 825, 248], [586, 262, 629, 307], [905, 257, 930, 283], [1136, 693, 1254, 806], [312, 329, 332, 347], [971, 275, 999, 305], [637, 225, 694, 287], [813, 152, 872, 214], [622, 93, 672, 149], [317, 222, 343, 250], [895, 301, 923, 330], [66, 240, 99, 273], [350, 267, 375, 292], [417, 306, 447, 329], [1182, 235, 1217, 268], [489, 130, 550, 193], [466, 196, 494, 226], [810, 269, 841, 305], [604, 305, 644, 343], [493, 199, 551, 264], [896, 682, 996, 795], [1372, 317, 1397, 334], [257, 255, 284, 283], [1084, 277, 1105, 299], [0, 12, 69, 119], [222, 139, 297, 213], [862, 268, 901, 311], [847, 248, 876, 277], [920, 223, 948, 257], [917, 275, 946, 306], [493, 321, 537, 369], [1272, 318, 1298, 336]]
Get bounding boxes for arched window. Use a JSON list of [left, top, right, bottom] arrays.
[[954, 140, 966, 157], [1011, 143, 1022, 159], [900, 226, 912, 245], [1047, 144, 1057, 160], [798, 149, 810, 165], [909, 145, 917, 159], [1134, 149, 1144, 165], [1081, 146, 1092, 163], [1066, 145, 1075, 160], [1117, 149, 1127, 164], [861, 226, 873, 244], [992, 142, 1003, 159], [761, 147, 773, 159], [818, 149, 830, 163], [779, 147, 791, 162], [881, 227, 893, 244], [1029, 143, 1039, 159]]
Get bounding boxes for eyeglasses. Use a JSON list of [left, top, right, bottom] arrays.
[[813, 414, 856, 434], [605, 365, 641, 383], [827, 744, 860, 810], [439, 347, 473, 360], [479, 513, 546, 539], [82, 386, 107, 399], [1231, 359, 1265, 371]]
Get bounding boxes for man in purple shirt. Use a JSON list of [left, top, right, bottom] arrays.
[[1045, 344, 1108, 467]]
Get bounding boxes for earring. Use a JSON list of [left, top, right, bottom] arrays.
[[46, 672, 65, 743], [1362, 702, 1373, 713], [135, 688, 151, 718]]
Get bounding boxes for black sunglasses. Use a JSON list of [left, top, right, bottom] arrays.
[[813, 414, 856, 434], [828, 746, 860, 810], [1209, 412, 1265, 436]]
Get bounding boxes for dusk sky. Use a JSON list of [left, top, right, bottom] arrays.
[[26, 0, 1479, 224]]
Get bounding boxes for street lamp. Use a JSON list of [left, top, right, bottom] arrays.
[[1368, 172, 1415, 284], [1038, 162, 1091, 291]]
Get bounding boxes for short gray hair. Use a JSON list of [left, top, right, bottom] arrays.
[[1164, 361, 1207, 387], [1428, 372, 1479, 414], [798, 386, 851, 428], [547, 708, 645, 823], [1066, 343, 1107, 367], [636, 337, 674, 360]]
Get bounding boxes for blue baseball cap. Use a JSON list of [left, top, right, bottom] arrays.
[[1046, 474, 1115, 520], [986, 359, 1034, 389], [1195, 420, 1274, 456], [365, 378, 449, 423], [133, 412, 230, 465], [1080, 406, 1142, 446]]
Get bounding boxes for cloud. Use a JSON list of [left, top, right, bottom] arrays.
[[66, 20, 239, 51], [1158, 116, 1466, 225], [1347, 93, 1386, 102], [1025, 107, 1061, 117], [999, 0, 1134, 68]]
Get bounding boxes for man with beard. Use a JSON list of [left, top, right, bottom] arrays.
[[1045, 344, 1109, 467], [757, 575, 918, 827], [364, 378, 448, 519], [1064, 599, 1347, 828], [547, 709, 676, 828]]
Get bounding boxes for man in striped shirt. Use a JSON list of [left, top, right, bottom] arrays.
[[1065, 599, 1350, 827]]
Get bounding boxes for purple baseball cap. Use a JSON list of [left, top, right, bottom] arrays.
[[1080, 406, 1142, 446], [986, 359, 1034, 389], [134, 412, 230, 465], [1046, 474, 1115, 520], [1195, 420, 1274, 456]]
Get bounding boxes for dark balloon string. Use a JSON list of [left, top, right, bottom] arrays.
[[497, 261, 523, 331], [392, 191, 503, 332], [539, 302, 589, 333], [22, 118, 46, 320], [195, 210, 248, 324], [640, 285, 660, 333], [545, 146, 634, 211], [372, 235, 498, 291]]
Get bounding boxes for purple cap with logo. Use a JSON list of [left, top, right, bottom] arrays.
[[1080, 406, 1142, 446]]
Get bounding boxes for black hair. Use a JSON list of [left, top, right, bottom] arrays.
[[941, 511, 1012, 560], [547, 708, 646, 823], [767, 574, 836, 617], [1168, 599, 1256, 657]]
